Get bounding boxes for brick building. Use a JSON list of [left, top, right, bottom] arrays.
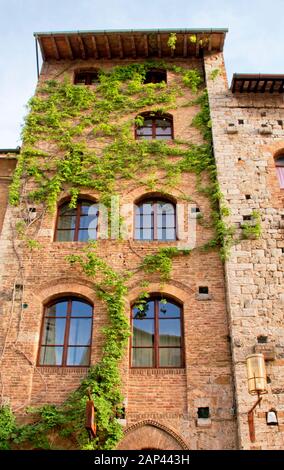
[[0, 28, 283, 450]]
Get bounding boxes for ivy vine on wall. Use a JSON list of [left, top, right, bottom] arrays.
[[2, 60, 235, 449]]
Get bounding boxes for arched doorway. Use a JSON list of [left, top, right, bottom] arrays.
[[117, 420, 188, 450]]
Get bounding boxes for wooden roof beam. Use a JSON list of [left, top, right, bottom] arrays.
[[247, 80, 252, 92], [183, 34, 188, 57], [144, 34, 149, 57], [219, 32, 225, 51], [195, 35, 200, 57], [77, 35, 86, 59], [118, 35, 124, 59], [269, 81, 275, 93], [279, 80, 284, 93], [104, 35, 111, 59], [240, 80, 245, 93], [253, 79, 260, 92], [51, 36, 60, 60], [65, 35, 73, 60], [208, 34, 212, 52], [157, 34, 162, 57], [260, 80, 267, 93], [131, 35, 136, 58], [91, 35, 99, 59]]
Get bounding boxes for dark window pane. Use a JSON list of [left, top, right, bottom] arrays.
[[77, 229, 92, 242], [133, 300, 154, 319], [69, 319, 92, 345], [156, 127, 171, 135], [155, 119, 171, 128], [80, 202, 96, 215], [46, 301, 68, 317], [59, 205, 77, 217], [79, 214, 98, 229], [132, 348, 153, 367], [159, 319, 181, 346], [157, 228, 176, 240], [159, 301, 180, 318], [159, 348, 182, 367], [42, 318, 66, 345], [71, 301, 93, 317], [67, 346, 90, 366], [56, 230, 75, 241], [133, 319, 154, 346], [78, 228, 97, 241], [57, 215, 77, 230], [39, 346, 63, 365], [276, 156, 284, 166], [156, 134, 172, 140]]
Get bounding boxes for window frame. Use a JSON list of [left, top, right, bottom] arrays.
[[54, 199, 99, 242], [130, 296, 184, 369], [275, 155, 284, 189], [74, 70, 99, 85], [134, 197, 177, 241], [37, 297, 94, 368], [135, 114, 174, 140]]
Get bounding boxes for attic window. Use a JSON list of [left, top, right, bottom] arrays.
[[199, 286, 208, 294], [74, 70, 99, 85], [144, 69, 167, 84]]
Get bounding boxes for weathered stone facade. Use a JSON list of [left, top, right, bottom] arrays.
[[205, 53, 284, 449], [0, 28, 283, 450]]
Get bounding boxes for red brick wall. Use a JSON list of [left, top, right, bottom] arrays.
[[0, 59, 237, 449]]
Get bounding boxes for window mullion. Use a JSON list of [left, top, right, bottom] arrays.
[[153, 119, 156, 139], [62, 300, 72, 366], [153, 202, 158, 240], [74, 202, 81, 241], [154, 299, 159, 368]]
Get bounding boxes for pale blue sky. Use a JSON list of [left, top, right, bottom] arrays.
[[0, 0, 283, 148]]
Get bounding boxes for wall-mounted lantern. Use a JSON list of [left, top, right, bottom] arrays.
[[246, 354, 268, 443]]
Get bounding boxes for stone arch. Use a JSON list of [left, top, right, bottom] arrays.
[[117, 420, 188, 450], [32, 277, 97, 306]]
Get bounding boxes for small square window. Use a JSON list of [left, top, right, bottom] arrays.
[[198, 407, 210, 419], [257, 335, 268, 344], [199, 286, 208, 294]]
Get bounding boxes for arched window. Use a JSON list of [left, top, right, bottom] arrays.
[[135, 198, 176, 241], [38, 297, 93, 366], [275, 155, 284, 188], [55, 199, 98, 242], [135, 113, 173, 140], [74, 69, 99, 85], [131, 296, 183, 368]]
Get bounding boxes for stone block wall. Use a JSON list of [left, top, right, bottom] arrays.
[[205, 52, 284, 449]]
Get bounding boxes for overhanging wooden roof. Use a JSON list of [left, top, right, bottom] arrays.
[[231, 74, 284, 93], [34, 28, 227, 61]]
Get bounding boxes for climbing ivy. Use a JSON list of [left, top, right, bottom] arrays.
[[5, 60, 236, 449]]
